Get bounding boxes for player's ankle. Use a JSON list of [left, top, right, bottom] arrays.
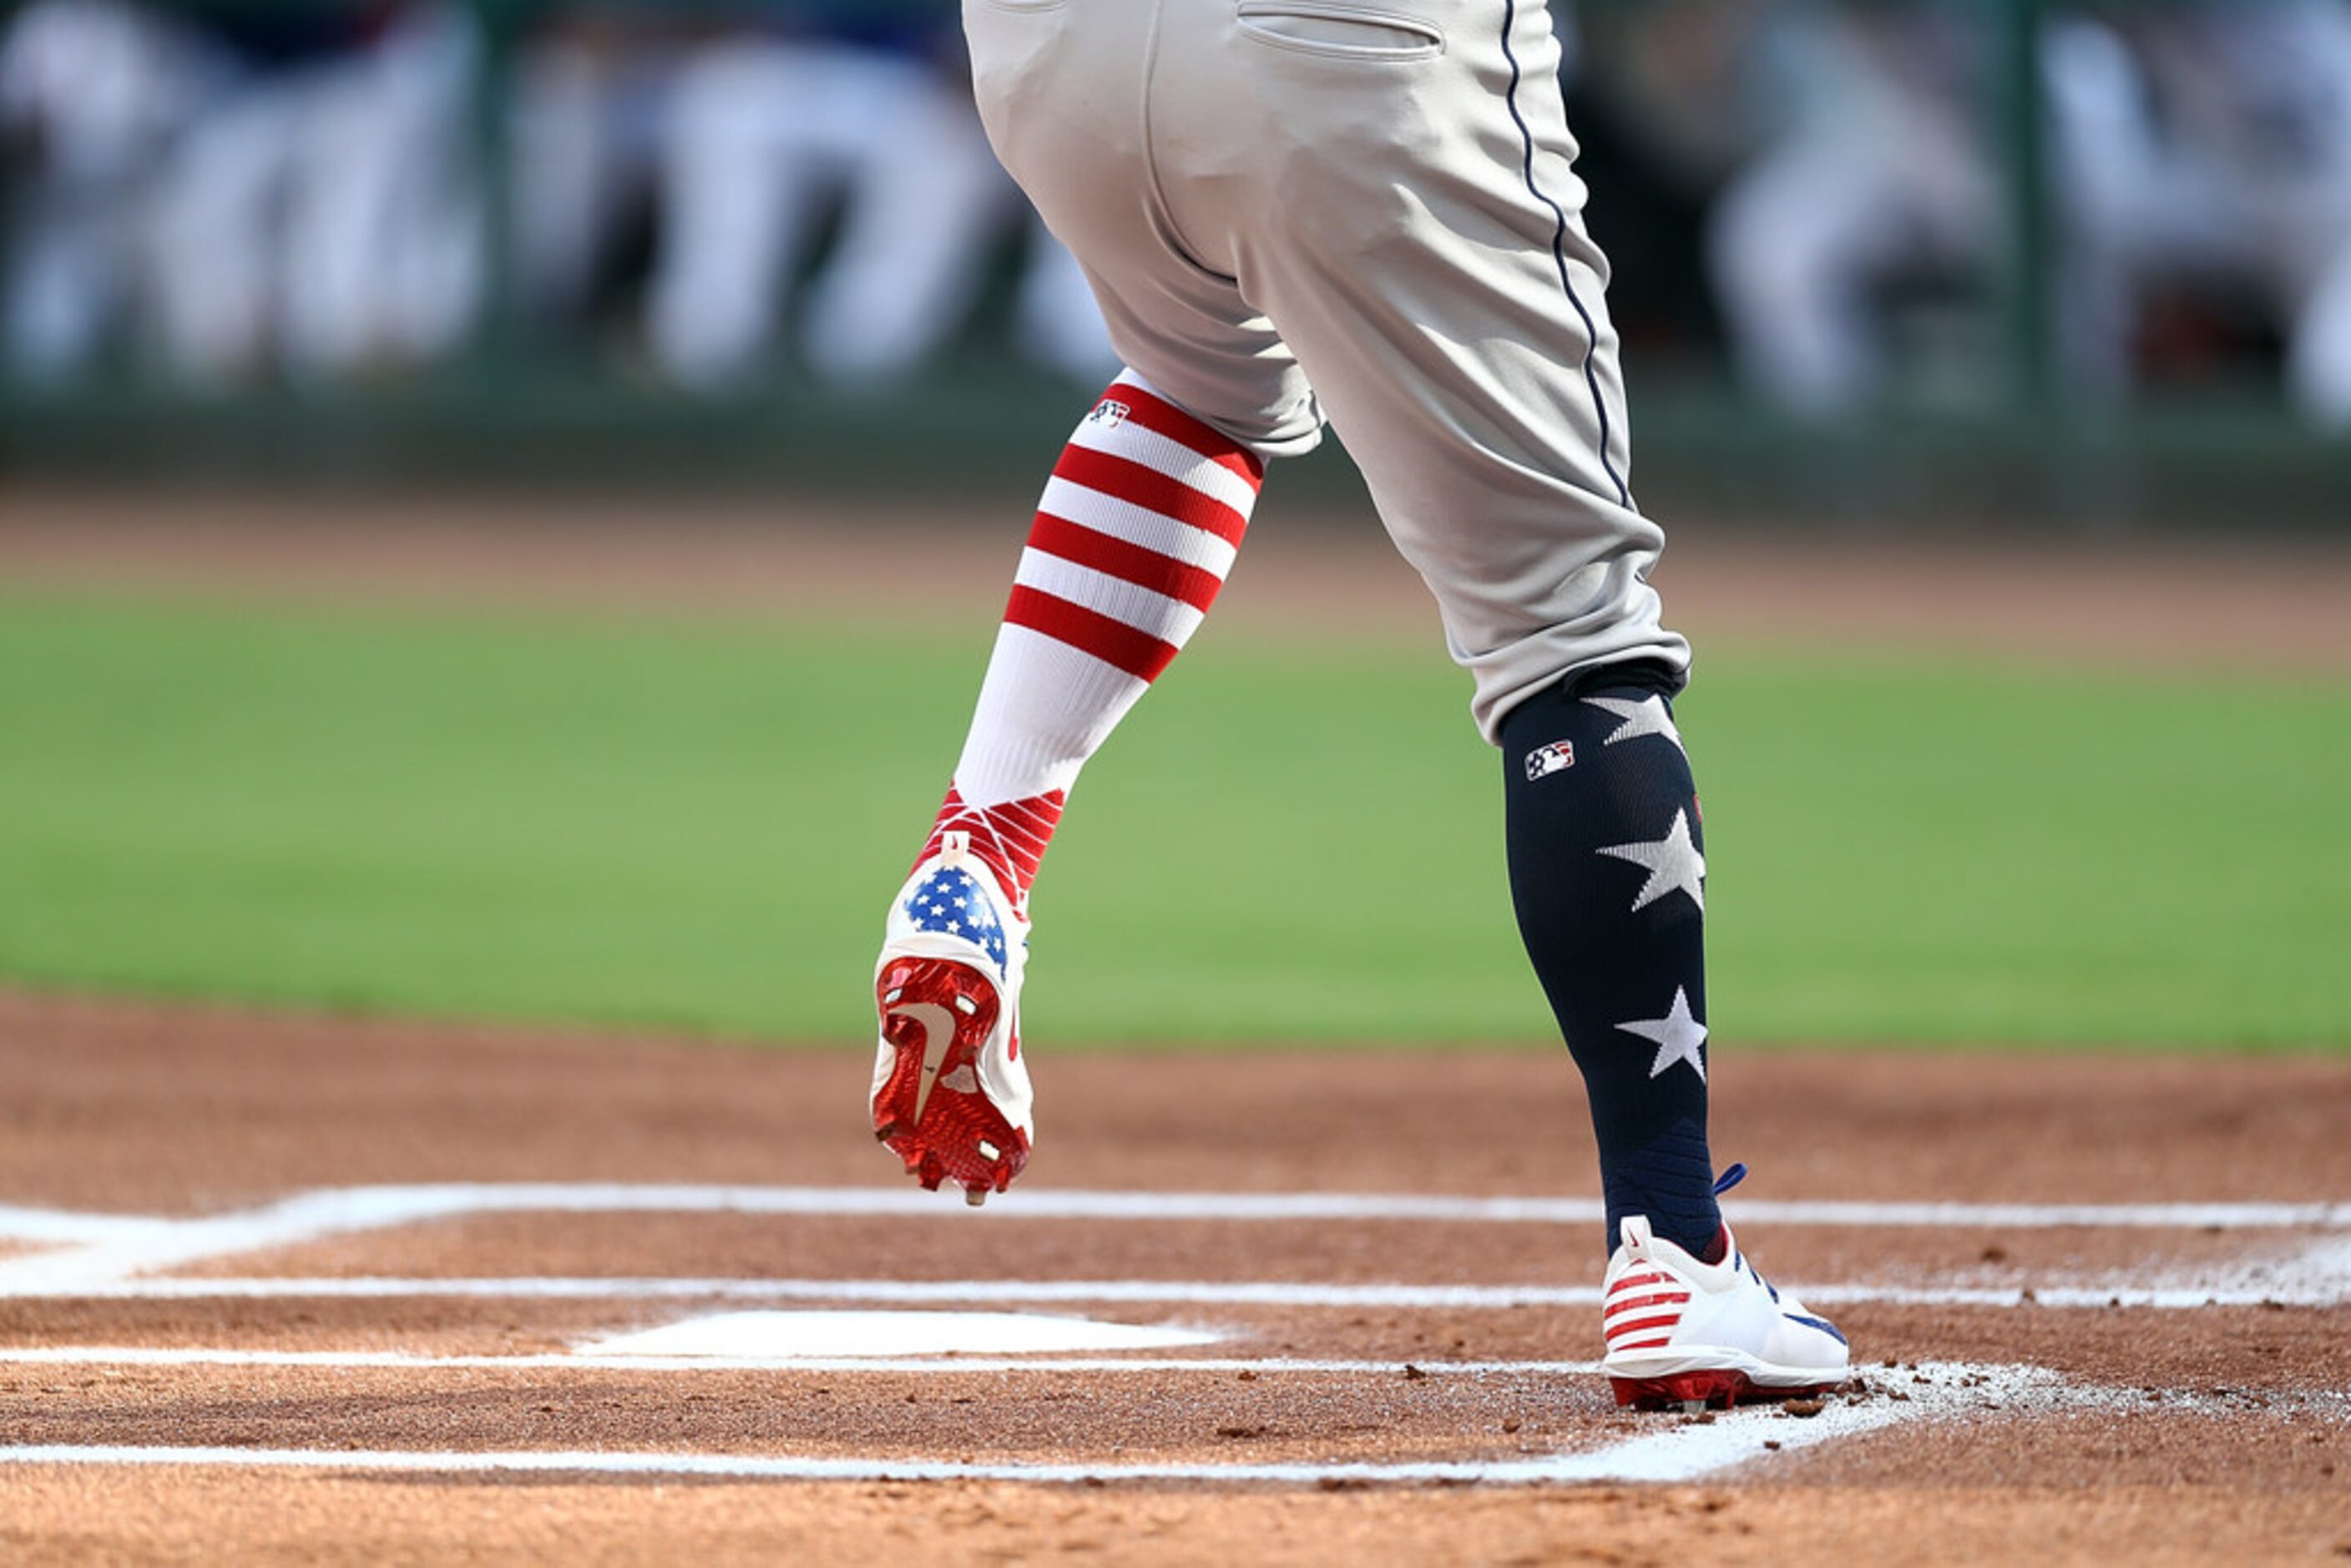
[[919, 787, 1065, 903]]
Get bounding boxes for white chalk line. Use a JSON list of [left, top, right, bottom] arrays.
[[2, 1182, 2343, 1302], [19, 1274, 2345, 1309], [0, 1347, 1597, 1376], [1, 1346, 2327, 1392], [0, 1206, 164, 1246], [3, 1183, 2343, 1243], [0, 1361, 2057, 1486], [0, 1185, 2326, 1490]]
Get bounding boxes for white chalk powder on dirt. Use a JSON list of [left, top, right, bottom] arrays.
[[579, 1309, 1224, 1359]]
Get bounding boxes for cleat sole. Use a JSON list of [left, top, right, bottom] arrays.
[[872, 957, 1030, 1198], [1609, 1368, 1836, 1413]]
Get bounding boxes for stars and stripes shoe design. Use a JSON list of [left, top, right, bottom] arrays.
[[1600, 1169, 1849, 1410], [870, 830, 1034, 1204]]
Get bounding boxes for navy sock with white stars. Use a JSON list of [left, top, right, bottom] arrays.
[[1500, 665, 1723, 1261]]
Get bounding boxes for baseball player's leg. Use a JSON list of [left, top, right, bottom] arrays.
[[648, 43, 838, 390], [2290, 244, 2351, 426], [1132, 1, 1837, 1383], [932, 3, 1840, 1405], [938, 0, 1344, 890], [905, 0, 1845, 1399], [285, 22, 481, 380], [870, 0, 1340, 1201], [870, 372, 1270, 1201], [801, 53, 1009, 385], [949, 0, 1711, 1233], [1708, 128, 1906, 411], [3, 181, 111, 381], [914, 372, 1267, 908], [1165, 0, 1841, 1399], [1499, 670, 1716, 1255]]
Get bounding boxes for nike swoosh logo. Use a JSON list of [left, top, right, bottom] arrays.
[[890, 1004, 958, 1128]]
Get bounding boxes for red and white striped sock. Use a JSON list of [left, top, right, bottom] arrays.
[[918, 373, 1267, 905]]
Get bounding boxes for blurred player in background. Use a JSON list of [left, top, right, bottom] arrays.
[[2053, 0, 2351, 422], [4, 0, 485, 387], [645, 3, 1000, 388], [1699, 0, 2351, 420], [645, 0, 1112, 389], [18, 0, 2343, 417], [1705, 0, 2002, 410], [144, 3, 482, 385], [866, 0, 1851, 1409], [0, 0, 218, 381], [513, 8, 690, 340]]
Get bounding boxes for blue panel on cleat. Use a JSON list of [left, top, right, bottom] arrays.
[[902, 867, 1009, 969], [1786, 1313, 1847, 1345]]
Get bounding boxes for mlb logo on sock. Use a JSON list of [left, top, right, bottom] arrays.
[[1086, 399, 1130, 428], [1525, 741, 1575, 781]]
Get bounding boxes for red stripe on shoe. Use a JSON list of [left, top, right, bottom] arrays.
[[1604, 1313, 1684, 1343], [1052, 448, 1251, 547], [1610, 1337, 1675, 1353], [1603, 1291, 1691, 1320], [1104, 383, 1266, 485], [1609, 1272, 1671, 1293], [1004, 585, 1181, 682], [1027, 513, 1227, 611]]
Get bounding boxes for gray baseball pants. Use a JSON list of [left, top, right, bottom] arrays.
[[962, 0, 1690, 741]]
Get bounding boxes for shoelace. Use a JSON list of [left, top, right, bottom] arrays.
[[1710, 1163, 1777, 1299], [1711, 1162, 1845, 1343]]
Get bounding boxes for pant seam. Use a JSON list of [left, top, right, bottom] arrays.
[[1496, 0, 1633, 513]]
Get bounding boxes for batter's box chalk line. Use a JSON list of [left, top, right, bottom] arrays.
[[0, 1183, 2343, 1308], [2, 1182, 2342, 1489], [5, 1368, 2333, 1488], [0, 1363, 2181, 1487]]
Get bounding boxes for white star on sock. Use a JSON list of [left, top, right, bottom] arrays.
[[1596, 808, 1706, 913], [1616, 986, 1708, 1081], [1583, 694, 1684, 752]]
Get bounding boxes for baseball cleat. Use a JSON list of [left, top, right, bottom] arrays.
[[1600, 1171, 1848, 1410], [870, 831, 1034, 1202]]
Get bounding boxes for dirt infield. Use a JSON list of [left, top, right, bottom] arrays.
[[1, 991, 2345, 1563]]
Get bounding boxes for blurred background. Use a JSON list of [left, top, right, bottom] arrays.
[[6, 0, 2351, 516], [1, 0, 2345, 1055]]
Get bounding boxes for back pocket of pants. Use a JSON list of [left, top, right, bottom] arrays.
[[1235, 3, 1444, 60]]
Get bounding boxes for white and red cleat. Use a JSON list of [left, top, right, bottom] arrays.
[[1600, 1210, 1849, 1411], [870, 831, 1034, 1204]]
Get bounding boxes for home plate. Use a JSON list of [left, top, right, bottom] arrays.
[[580, 1311, 1225, 1359]]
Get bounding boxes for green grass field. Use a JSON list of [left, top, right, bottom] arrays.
[[2, 589, 2343, 1050]]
